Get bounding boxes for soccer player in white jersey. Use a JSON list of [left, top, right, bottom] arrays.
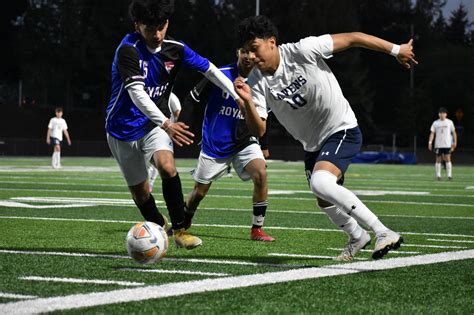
[[234, 16, 418, 260], [46, 107, 71, 169], [428, 107, 457, 180]]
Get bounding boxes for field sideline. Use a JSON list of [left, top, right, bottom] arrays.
[[0, 157, 473, 313]]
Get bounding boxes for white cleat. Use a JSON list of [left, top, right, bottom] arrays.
[[335, 230, 371, 261], [372, 230, 403, 260]]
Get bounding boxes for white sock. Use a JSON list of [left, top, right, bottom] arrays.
[[321, 205, 363, 239], [435, 163, 441, 177], [52, 152, 59, 168], [56, 152, 61, 168], [446, 162, 452, 178], [252, 215, 265, 227], [310, 170, 388, 235]]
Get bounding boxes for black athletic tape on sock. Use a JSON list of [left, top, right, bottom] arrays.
[[253, 200, 268, 217]]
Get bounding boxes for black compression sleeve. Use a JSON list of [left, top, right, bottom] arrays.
[[117, 45, 145, 87]]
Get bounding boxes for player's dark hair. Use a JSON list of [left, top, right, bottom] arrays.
[[55, 107, 63, 113], [129, 0, 174, 27], [237, 15, 278, 47], [438, 107, 448, 113]]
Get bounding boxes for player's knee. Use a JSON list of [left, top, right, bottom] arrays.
[[251, 168, 267, 187], [157, 161, 177, 178], [310, 170, 337, 199]]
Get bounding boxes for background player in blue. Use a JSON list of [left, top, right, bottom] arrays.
[[179, 49, 275, 242], [105, 0, 240, 249]]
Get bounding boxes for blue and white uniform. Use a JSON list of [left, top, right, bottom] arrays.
[[105, 32, 238, 186], [182, 63, 267, 184]]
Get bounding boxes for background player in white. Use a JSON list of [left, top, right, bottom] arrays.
[[180, 48, 275, 242], [46, 107, 71, 169], [234, 16, 417, 260], [428, 107, 457, 180]]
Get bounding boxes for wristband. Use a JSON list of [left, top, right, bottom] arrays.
[[390, 44, 400, 57]]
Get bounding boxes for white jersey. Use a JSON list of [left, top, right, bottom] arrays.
[[247, 35, 358, 152], [430, 118, 455, 148], [48, 117, 68, 141]]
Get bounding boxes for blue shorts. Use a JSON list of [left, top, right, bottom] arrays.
[[304, 127, 362, 184]]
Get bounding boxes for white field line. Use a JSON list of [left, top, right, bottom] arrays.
[[19, 276, 144, 287], [2, 250, 473, 314], [2, 187, 474, 206], [120, 268, 230, 277], [0, 293, 38, 300], [466, 186, 474, 190], [402, 243, 468, 249], [0, 188, 129, 195], [200, 207, 474, 220], [427, 238, 474, 244], [1, 215, 474, 239], [327, 248, 420, 255], [268, 253, 368, 261], [0, 201, 93, 209], [0, 250, 304, 269], [4, 180, 474, 198], [6, 197, 474, 221]]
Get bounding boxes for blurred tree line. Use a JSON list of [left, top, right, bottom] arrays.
[[1, 0, 473, 146]]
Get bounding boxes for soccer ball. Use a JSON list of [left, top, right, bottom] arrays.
[[126, 221, 169, 264]]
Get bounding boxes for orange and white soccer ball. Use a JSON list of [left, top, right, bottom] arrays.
[[126, 221, 169, 264]]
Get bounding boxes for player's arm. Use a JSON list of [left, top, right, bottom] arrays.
[[331, 32, 418, 69], [178, 77, 210, 128], [181, 44, 240, 101], [63, 129, 72, 145], [451, 123, 457, 152], [234, 76, 266, 137], [428, 131, 435, 151], [46, 128, 51, 144], [117, 46, 193, 146]]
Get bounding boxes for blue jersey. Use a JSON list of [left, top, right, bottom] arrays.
[[105, 32, 210, 141], [186, 63, 258, 158]]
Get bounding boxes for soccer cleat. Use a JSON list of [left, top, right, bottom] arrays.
[[173, 228, 202, 249], [372, 230, 403, 260], [335, 230, 371, 261], [448, 177, 453, 181], [437, 177, 441, 181], [250, 228, 275, 242]]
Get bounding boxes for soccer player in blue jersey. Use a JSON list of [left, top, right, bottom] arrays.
[[180, 48, 275, 242], [105, 0, 240, 249]]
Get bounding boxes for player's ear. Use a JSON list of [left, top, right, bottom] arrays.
[[268, 36, 277, 49]]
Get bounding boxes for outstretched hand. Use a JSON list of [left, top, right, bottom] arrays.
[[234, 77, 252, 103], [397, 39, 418, 69], [163, 121, 194, 147]]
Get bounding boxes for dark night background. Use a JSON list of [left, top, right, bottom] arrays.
[[0, 0, 473, 161]]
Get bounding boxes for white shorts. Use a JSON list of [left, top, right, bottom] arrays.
[[107, 127, 173, 186], [192, 143, 265, 184]]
